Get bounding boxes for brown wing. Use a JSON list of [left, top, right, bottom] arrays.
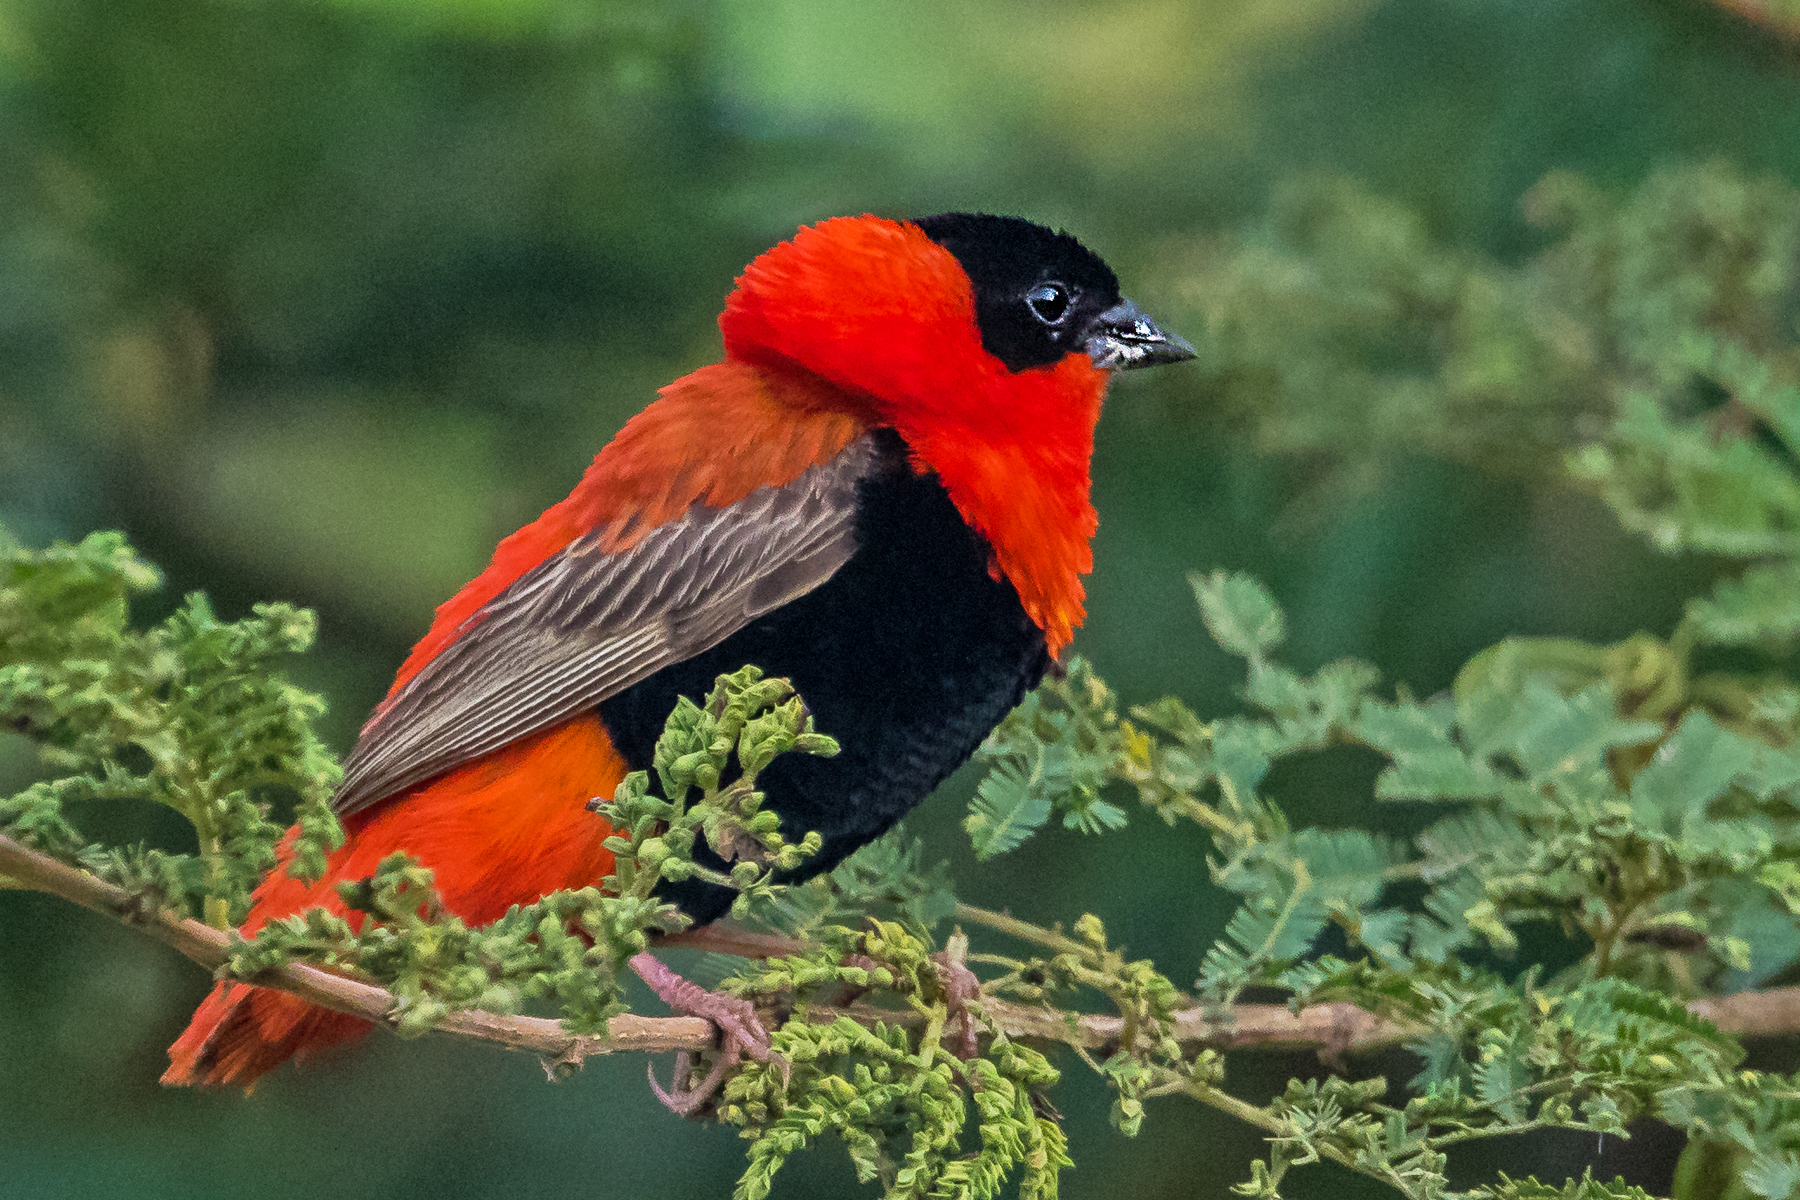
[[332, 435, 880, 816]]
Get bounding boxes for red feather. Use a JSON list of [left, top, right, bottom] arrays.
[[163, 714, 627, 1088]]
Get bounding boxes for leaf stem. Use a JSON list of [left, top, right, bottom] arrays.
[[954, 903, 1092, 958]]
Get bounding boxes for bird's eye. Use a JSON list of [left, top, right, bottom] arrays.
[[1026, 282, 1072, 325]]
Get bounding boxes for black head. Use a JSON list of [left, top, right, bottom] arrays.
[[914, 212, 1194, 374]]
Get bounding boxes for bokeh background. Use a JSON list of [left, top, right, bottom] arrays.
[[4, 1, 1799, 1196]]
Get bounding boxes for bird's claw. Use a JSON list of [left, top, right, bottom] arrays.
[[646, 1048, 735, 1117], [631, 951, 777, 1116]]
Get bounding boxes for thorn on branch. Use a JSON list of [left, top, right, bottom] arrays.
[[933, 932, 980, 1061]]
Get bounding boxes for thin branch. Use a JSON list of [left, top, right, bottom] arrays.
[[654, 925, 807, 959], [976, 995, 1409, 1052], [954, 902, 1093, 957], [6, 833, 1800, 1075], [1691, 986, 1800, 1037], [0, 833, 716, 1059]]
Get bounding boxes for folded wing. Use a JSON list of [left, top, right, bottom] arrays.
[[333, 435, 878, 816]]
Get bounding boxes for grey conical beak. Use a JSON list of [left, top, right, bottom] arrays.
[[1083, 298, 1197, 371]]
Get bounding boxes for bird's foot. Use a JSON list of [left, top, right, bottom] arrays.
[[630, 951, 774, 1117]]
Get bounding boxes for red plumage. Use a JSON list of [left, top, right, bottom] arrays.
[[165, 716, 626, 1087], [165, 213, 1190, 1089]]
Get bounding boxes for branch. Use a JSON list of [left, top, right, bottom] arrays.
[[656, 924, 808, 959], [0, 833, 716, 1057], [5, 832, 1799, 1073]]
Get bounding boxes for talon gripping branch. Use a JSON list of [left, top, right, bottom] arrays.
[[166, 213, 1193, 1088]]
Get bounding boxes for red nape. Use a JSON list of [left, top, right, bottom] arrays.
[[163, 714, 628, 1090]]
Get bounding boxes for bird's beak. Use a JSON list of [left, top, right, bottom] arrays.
[[1083, 299, 1196, 371]]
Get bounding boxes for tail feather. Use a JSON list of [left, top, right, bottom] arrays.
[[163, 983, 370, 1089], [164, 714, 626, 1090]]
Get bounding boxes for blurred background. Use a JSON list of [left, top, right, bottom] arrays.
[[4, 0, 1800, 1196]]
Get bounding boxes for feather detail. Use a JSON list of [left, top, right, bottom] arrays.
[[164, 714, 626, 1089], [389, 361, 868, 696], [338, 438, 877, 815]]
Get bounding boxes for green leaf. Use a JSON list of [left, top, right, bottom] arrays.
[[1501, 681, 1660, 781], [1244, 659, 1380, 751], [971, 656, 1131, 854], [1741, 1152, 1800, 1200], [1210, 719, 1273, 814], [1688, 560, 1800, 647], [1629, 712, 1759, 830], [1356, 696, 1508, 800], [1456, 638, 1614, 723], [1472, 1037, 1532, 1123], [1293, 827, 1392, 912], [1191, 570, 1286, 660], [965, 761, 1052, 859], [1471, 1171, 1663, 1200]]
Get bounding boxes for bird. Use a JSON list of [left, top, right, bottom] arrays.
[[164, 211, 1193, 1091]]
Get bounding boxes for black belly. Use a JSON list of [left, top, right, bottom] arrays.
[[596, 434, 1050, 923]]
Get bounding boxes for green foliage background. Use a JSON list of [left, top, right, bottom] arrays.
[[6, 0, 1800, 1197]]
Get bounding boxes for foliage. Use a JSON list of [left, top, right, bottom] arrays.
[[954, 564, 1800, 1199], [749, 824, 960, 946], [16, 162, 1800, 1198], [0, 528, 340, 927], [954, 565, 1800, 1197], [229, 665, 837, 1035], [948, 163, 1800, 1198], [722, 922, 1069, 1200], [1156, 162, 1800, 521], [968, 657, 1130, 857]]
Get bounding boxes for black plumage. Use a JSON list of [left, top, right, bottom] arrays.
[[914, 212, 1123, 371], [599, 430, 1050, 922]]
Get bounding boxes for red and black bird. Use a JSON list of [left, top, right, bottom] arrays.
[[166, 212, 1193, 1088]]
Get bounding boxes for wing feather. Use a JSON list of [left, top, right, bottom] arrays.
[[333, 436, 879, 815]]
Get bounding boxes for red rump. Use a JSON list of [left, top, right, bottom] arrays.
[[164, 715, 627, 1088]]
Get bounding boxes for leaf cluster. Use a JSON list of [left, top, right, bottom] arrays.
[[231, 666, 840, 1036], [963, 564, 1800, 1198], [968, 657, 1130, 857], [1155, 162, 1800, 491], [722, 921, 1069, 1200], [747, 824, 959, 948], [603, 667, 833, 918], [0, 528, 340, 927]]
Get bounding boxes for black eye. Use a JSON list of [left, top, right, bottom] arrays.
[[1026, 282, 1072, 325]]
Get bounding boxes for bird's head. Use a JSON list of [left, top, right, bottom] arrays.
[[908, 212, 1195, 375], [715, 212, 1192, 652], [718, 212, 1192, 434]]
